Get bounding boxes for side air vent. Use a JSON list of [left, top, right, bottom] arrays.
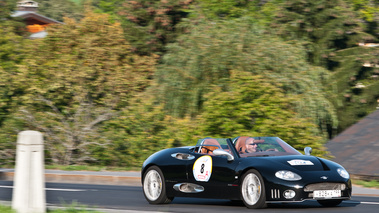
[[271, 189, 281, 199], [171, 153, 195, 160], [316, 158, 331, 171], [174, 183, 204, 193]]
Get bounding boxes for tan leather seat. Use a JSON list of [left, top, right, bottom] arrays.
[[200, 139, 222, 155], [234, 136, 250, 154]]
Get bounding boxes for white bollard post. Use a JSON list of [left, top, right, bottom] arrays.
[[12, 130, 46, 213]]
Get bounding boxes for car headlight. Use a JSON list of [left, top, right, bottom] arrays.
[[275, 170, 302, 181], [337, 168, 349, 179]]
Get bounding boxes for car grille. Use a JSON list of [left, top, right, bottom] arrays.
[[304, 183, 346, 192]]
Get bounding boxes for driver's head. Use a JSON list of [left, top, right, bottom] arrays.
[[245, 137, 257, 153]]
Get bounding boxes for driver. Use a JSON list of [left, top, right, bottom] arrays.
[[244, 137, 258, 153]]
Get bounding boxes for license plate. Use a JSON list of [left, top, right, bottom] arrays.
[[313, 190, 341, 198]]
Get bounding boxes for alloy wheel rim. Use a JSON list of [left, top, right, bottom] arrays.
[[144, 170, 162, 201], [242, 173, 261, 205]]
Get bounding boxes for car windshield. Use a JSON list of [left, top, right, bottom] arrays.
[[233, 136, 302, 157]]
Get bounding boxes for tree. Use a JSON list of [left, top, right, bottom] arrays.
[[0, 15, 29, 126], [12, 11, 157, 165], [196, 0, 255, 19], [0, 0, 14, 19], [326, 44, 379, 133], [198, 71, 327, 155], [91, 0, 124, 15], [273, 0, 374, 67], [347, 0, 379, 37], [156, 19, 337, 137], [0, 1, 31, 165], [0, 116, 25, 166], [97, 92, 199, 167], [194, 0, 285, 23], [31, 0, 84, 22], [118, 0, 194, 55]]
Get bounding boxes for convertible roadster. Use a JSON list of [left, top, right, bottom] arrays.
[[142, 136, 351, 208]]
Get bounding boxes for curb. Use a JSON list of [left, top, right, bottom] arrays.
[[0, 170, 141, 186]]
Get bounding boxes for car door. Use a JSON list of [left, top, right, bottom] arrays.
[[186, 149, 239, 199]]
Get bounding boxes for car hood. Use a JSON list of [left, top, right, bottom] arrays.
[[260, 155, 331, 172]]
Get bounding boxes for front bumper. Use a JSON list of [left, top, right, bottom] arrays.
[[265, 181, 352, 203]]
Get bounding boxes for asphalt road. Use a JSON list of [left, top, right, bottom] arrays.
[[0, 181, 379, 213]]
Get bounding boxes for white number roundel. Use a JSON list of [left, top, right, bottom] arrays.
[[193, 155, 212, 182]]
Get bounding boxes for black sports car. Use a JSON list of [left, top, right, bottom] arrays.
[[141, 136, 351, 208]]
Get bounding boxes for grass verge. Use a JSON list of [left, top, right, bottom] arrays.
[[0, 202, 103, 213], [0, 206, 102, 213], [353, 179, 379, 189]]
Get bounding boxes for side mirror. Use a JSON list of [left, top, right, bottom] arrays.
[[304, 147, 312, 156], [213, 149, 234, 161]]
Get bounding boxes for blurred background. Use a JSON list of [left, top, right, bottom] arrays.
[[0, 0, 378, 169]]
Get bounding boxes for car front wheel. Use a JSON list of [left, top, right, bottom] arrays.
[[143, 166, 173, 204], [240, 169, 267, 209]]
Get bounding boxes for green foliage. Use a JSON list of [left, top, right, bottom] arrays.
[[156, 19, 336, 137], [0, 23, 26, 68], [0, 117, 25, 166], [118, 0, 194, 55], [0, 20, 29, 127], [70, 0, 85, 5], [0, 5, 30, 165], [347, 0, 379, 39], [198, 71, 327, 155], [97, 93, 199, 167], [273, 0, 374, 67], [353, 179, 379, 189], [348, 0, 379, 22], [196, 0, 254, 19], [9, 11, 157, 165], [0, 0, 15, 19], [91, 0, 124, 14], [195, 0, 285, 24], [32, 0, 84, 22], [20, 11, 156, 109], [327, 45, 379, 132]]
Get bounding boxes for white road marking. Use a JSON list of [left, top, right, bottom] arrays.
[[345, 201, 379, 205], [45, 188, 87, 192], [0, 185, 86, 192], [359, 201, 379, 205]]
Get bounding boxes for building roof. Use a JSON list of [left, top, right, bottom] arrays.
[[11, 9, 62, 39], [11, 11, 62, 24], [326, 109, 379, 176]]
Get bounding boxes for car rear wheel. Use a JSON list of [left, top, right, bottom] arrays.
[[240, 169, 267, 209], [143, 166, 173, 204], [317, 199, 342, 207]]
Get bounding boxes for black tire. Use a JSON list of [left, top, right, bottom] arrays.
[[240, 169, 267, 209], [142, 166, 173, 204], [317, 199, 342, 207]]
